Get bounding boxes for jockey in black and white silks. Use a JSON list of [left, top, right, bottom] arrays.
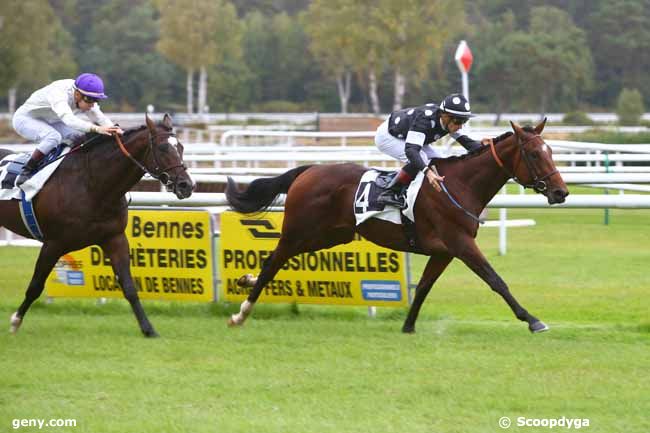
[[374, 93, 491, 208]]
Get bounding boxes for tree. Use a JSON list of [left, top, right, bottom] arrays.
[[0, 0, 75, 111], [616, 88, 645, 126], [527, 6, 593, 115], [588, 0, 650, 106], [482, 7, 593, 117], [155, 0, 241, 114], [373, 0, 464, 110], [243, 12, 313, 105], [472, 11, 518, 124], [302, 0, 360, 113], [83, 0, 182, 112]]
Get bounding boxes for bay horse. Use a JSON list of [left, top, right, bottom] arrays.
[[2, 114, 193, 337], [225, 119, 569, 333]]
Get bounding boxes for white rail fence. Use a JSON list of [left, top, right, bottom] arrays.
[[2, 130, 649, 253]]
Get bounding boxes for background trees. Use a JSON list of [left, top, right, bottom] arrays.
[[0, 0, 647, 114]]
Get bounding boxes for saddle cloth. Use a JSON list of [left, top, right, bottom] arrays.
[[0, 145, 70, 201], [353, 169, 424, 226]]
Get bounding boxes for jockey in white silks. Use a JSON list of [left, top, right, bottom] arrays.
[[12, 73, 123, 186]]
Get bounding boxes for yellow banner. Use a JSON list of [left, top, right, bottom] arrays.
[[219, 212, 408, 306], [46, 209, 214, 302]]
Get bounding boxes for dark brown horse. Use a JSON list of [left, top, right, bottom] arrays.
[[225, 120, 569, 333], [2, 114, 193, 337]]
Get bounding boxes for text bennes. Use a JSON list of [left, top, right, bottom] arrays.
[[46, 209, 214, 302]]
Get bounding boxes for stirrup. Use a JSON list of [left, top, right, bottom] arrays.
[[15, 171, 32, 187]]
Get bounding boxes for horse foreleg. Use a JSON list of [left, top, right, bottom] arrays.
[[101, 234, 158, 337], [11, 242, 63, 334], [402, 252, 452, 334], [457, 239, 548, 333], [228, 240, 294, 327]]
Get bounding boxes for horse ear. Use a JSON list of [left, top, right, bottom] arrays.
[[162, 113, 173, 129], [145, 113, 156, 131], [510, 120, 523, 136], [534, 117, 547, 134]]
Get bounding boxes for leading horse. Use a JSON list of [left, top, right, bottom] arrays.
[[226, 120, 569, 333], [1, 114, 193, 337]]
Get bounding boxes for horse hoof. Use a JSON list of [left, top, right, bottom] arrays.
[[144, 330, 160, 338], [227, 315, 243, 327], [529, 321, 549, 333], [401, 326, 415, 334], [236, 274, 255, 288], [9, 312, 22, 334]]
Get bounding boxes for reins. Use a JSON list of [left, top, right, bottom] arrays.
[[33, 134, 104, 170], [114, 130, 185, 186], [489, 134, 558, 194]]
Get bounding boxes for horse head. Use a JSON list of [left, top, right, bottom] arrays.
[[506, 119, 569, 204], [144, 113, 194, 199]]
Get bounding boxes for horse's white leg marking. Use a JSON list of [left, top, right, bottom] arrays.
[[9, 312, 22, 334], [228, 299, 254, 326]]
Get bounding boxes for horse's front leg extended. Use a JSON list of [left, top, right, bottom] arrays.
[[457, 239, 548, 333], [402, 252, 452, 334], [11, 242, 64, 334], [101, 233, 158, 337]]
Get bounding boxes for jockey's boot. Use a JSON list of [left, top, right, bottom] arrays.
[[376, 170, 411, 209], [16, 149, 46, 187]]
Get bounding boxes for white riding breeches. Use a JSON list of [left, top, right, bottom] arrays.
[[12, 113, 83, 154], [374, 119, 442, 166]]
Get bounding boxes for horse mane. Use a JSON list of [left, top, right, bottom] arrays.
[[69, 125, 148, 148], [433, 125, 535, 165]]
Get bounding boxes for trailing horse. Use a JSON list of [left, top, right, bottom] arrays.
[[225, 120, 569, 333], [1, 114, 193, 337]]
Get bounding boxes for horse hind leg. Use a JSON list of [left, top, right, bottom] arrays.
[[10, 242, 63, 334], [228, 240, 296, 327]]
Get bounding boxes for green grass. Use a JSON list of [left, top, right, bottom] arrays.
[[0, 209, 648, 433]]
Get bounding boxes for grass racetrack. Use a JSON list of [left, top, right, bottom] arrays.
[[0, 208, 648, 433]]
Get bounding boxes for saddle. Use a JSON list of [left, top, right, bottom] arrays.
[[354, 169, 423, 250], [0, 144, 71, 201]]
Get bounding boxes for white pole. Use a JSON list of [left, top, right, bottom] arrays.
[[499, 186, 507, 255], [461, 71, 469, 101]]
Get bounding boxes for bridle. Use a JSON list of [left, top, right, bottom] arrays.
[[489, 134, 558, 194], [114, 129, 186, 187]]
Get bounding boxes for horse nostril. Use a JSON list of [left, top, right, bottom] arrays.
[[553, 189, 568, 201]]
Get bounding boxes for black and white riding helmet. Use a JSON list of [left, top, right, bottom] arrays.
[[439, 93, 474, 118]]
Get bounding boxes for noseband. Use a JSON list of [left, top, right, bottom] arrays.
[[489, 134, 558, 194], [114, 130, 186, 187]]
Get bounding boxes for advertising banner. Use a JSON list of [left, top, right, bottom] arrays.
[[46, 208, 214, 302], [220, 211, 408, 307]]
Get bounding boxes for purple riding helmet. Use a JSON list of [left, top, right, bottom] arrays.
[[73, 73, 108, 99]]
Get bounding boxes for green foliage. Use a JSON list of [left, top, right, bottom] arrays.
[[588, 0, 650, 107], [569, 129, 650, 144], [0, 0, 76, 98], [81, 0, 182, 112], [616, 88, 645, 126], [251, 99, 303, 112], [562, 111, 594, 125], [1, 0, 647, 113]]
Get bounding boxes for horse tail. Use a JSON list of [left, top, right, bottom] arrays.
[[225, 165, 313, 214]]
